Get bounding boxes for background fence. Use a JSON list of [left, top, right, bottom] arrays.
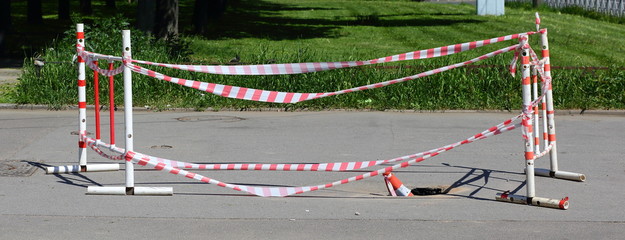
[[506, 0, 625, 17]]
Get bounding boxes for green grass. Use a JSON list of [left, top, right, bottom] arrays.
[[9, 0, 625, 110]]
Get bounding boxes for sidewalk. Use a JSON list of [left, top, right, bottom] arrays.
[[1, 109, 624, 239]]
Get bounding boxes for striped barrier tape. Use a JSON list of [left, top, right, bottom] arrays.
[[129, 32, 533, 75], [84, 113, 522, 171], [146, 115, 522, 170], [78, 31, 536, 77], [126, 44, 520, 104], [83, 118, 520, 197]]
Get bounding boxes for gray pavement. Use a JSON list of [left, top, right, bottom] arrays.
[[1, 109, 624, 239]]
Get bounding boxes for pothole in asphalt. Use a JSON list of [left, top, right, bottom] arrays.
[[0, 160, 40, 177], [175, 115, 245, 123], [411, 185, 456, 196]]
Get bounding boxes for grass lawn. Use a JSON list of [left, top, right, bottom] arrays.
[[186, 0, 625, 67], [6, 0, 625, 110]]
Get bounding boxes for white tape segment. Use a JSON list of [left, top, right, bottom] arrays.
[[83, 116, 521, 197]]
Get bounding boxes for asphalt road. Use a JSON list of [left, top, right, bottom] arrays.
[[1, 109, 623, 239]]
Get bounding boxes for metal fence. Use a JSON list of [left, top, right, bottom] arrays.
[[506, 0, 625, 17]]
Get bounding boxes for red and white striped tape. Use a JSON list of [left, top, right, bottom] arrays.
[[129, 32, 532, 75], [78, 31, 536, 78], [83, 115, 521, 197], [144, 115, 522, 170], [127, 44, 519, 104]]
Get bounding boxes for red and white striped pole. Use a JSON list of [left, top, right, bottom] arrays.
[[533, 28, 586, 182], [77, 24, 88, 170], [45, 24, 119, 174], [520, 41, 536, 200], [496, 35, 569, 209]]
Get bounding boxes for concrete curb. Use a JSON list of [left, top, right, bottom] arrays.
[[0, 103, 623, 116]]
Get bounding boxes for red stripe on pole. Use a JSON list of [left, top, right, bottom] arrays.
[[559, 197, 569, 209], [78, 141, 86, 148], [76, 32, 84, 39], [525, 151, 534, 160], [93, 61, 101, 140], [78, 101, 87, 108], [108, 63, 116, 145], [548, 134, 556, 142], [78, 80, 86, 86]]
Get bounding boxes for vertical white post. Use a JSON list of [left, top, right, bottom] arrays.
[[540, 29, 559, 173], [520, 40, 536, 200], [87, 29, 171, 196], [77, 23, 88, 170], [44, 24, 119, 174], [122, 30, 135, 194]]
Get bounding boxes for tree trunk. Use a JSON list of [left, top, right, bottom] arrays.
[[80, 0, 93, 15], [532, 0, 542, 8], [193, 0, 209, 34], [155, 0, 178, 40], [0, 0, 10, 30], [193, 0, 228, 34], [136, 0, 156, 34], [106, 0, 117, 8], [0, 0, 11, 56], [28, 0, 43, 24], [58, 0, 70, 20]]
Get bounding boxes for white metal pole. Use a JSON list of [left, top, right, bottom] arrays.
[[122, 29, 135, 193]]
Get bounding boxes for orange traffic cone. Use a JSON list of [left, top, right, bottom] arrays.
[[383, 172, 413, 197]]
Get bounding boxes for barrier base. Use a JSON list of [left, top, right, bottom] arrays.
[[45, 164, 120, 174], [495, 192, 569, 210], [87, 186, 173, 196], [533, 168, 586, 182]]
